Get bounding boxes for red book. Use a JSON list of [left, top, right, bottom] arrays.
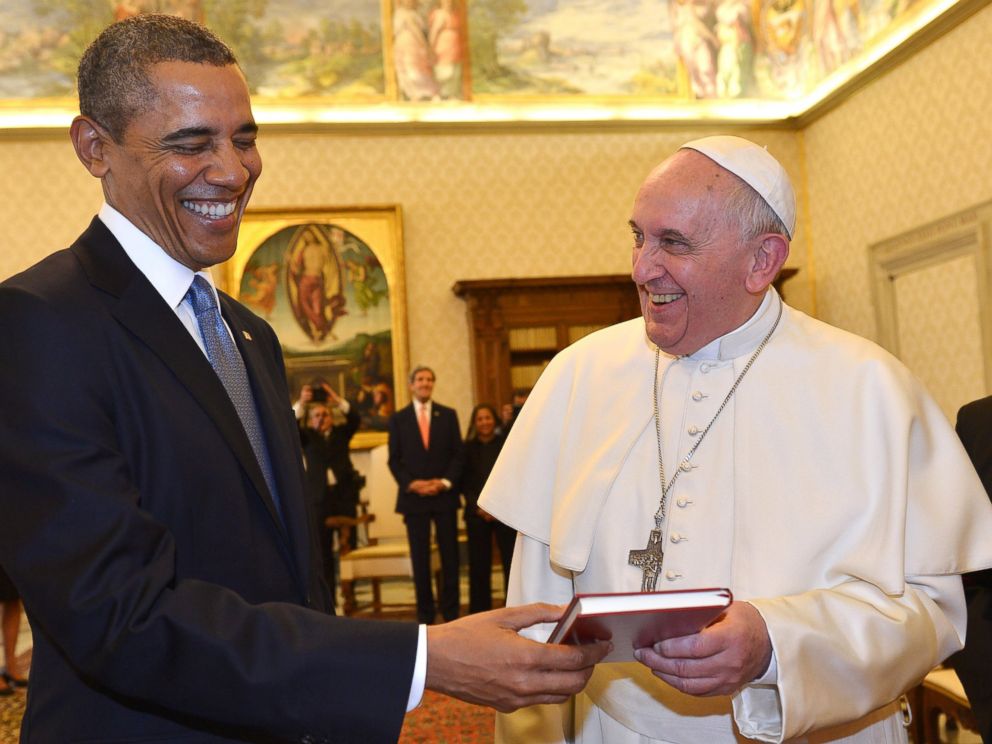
[[547, 587, 733, 663]]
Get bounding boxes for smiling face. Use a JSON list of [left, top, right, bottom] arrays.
[[410, 369, 435, 403], [98, 61, 261, 271], [473, 406, 496, 440], [629, 150, 766, 356]]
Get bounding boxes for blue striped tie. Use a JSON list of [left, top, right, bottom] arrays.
[[185, 276, 281, 518]]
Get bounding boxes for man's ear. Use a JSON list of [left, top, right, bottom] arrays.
[[745, 233, 790, 294], [69, 115, 112, 178]]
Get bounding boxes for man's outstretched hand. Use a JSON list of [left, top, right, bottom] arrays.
[[426, 603, 610, 712]]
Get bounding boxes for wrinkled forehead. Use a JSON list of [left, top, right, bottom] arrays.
[[642, 149, 741, 198], [632, 151, 734, 228]]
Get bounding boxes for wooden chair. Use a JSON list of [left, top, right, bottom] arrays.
[[332, 445, 441, 617], [909, 666, 979, 743]]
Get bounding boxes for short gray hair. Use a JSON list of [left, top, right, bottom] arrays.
[[408, 365, 436, 384], [77, 14, 237, 143], [723, 179, 790, 242]]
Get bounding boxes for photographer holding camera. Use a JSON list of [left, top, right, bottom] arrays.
[[299, 383, 363, 606]]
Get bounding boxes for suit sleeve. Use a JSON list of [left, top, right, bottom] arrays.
[[0, 284, 418, 743], [344, 402, 361, 438], [387, 411, 413, 492]]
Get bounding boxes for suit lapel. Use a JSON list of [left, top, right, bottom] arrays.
[[72, 219, 288, 542], [429, 405, 443, 449]]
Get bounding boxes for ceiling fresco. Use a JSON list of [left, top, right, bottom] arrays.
[[0, 0, 980, 128]]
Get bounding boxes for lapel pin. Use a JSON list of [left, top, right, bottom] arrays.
[[242, 330, 253, 341]]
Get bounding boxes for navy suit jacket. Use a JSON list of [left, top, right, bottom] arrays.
[[0, 218, 417, 743], [387, 402, 463, 514]]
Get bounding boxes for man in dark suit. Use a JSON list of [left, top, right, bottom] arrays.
[[952, 396, 992, 743], [388, 366, 464, 624], [0, 14, 606, 744]]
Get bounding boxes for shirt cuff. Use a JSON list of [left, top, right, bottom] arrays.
[[338, 399, 350, 414], [406, 624, 428, 711], [440, 478, 452, 491], [753, 646, 778, 685]]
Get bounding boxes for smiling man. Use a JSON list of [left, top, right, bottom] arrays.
[[480, 136, 992, 743], [0, 14, 607, 744]]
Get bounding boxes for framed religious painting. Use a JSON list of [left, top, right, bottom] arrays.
[[220, 205, 408, 449]]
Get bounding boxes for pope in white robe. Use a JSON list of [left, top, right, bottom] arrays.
[[478, 136, 992, 744]]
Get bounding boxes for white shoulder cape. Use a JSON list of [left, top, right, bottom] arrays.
[[480, 299, 992, 587]]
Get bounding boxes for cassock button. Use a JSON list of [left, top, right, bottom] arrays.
[[679, 462, 693, 472], [676, 497, 689, 508], [700, 363, 711, 374], [670, 532, 685, 543], [688, 425, 700, 436], [665, 570, 682, 581], [692, 391, 705, 402]]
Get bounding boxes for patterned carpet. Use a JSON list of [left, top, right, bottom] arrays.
[[0, 691, 24, 744], [400, 690, 494, 743], [0, 648, 29, 744]]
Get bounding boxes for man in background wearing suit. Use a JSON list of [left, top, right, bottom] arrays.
[[952, 396, 992, 742], [0, 14, 606, 743], [388, 366, 464, 624]]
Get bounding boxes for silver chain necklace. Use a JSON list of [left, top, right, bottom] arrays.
[[628, 301, 783, 591]]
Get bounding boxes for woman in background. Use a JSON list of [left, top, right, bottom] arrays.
[[462, 404, 517, 613]]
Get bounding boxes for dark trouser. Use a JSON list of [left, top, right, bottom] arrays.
[[946, 583, 992, 742], [404, 509, 460, 624], [310, 502, 337, 609], [466, 516, 517, 613], [327, 484, 359, 550]]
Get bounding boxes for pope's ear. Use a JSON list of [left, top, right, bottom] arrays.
[[69, 116, 112, 178], [745, 233, 790, 294]]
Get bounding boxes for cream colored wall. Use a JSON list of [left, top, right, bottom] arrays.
[[804, 2, 992, 413], [0, 125, 808, 423]]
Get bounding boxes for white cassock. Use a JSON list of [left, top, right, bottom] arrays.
[[479, 290, 992, 744]]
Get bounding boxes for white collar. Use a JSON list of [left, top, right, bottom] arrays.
[[98, 202, 217, 309], [678, 290, 780, 362]]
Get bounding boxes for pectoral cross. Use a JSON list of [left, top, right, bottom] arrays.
[[628, 528, 665, 592]]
